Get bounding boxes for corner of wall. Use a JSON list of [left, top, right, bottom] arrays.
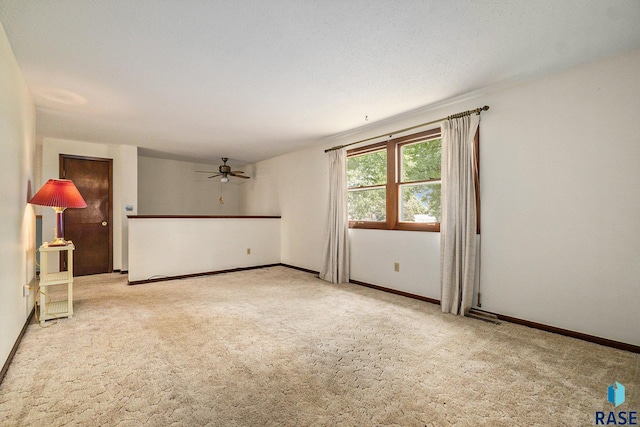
[[0, 20, 37, 369]]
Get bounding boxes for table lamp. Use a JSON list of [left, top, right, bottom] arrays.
[[29, 179, 87, 246]]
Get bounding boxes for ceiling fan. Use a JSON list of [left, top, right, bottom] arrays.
[[197, 158, 250, 182]]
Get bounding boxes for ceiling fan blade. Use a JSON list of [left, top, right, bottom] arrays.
[[207, 174, 222, 178], [229, 173, 250, 179], [230, 170, 244, 174], [196, 170, 218, 173]]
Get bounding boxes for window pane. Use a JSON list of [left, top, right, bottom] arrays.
[[401, 138, 441, 182], [348, 188, 386, 222], [347, 149, 386, 188], [399, 182, 441, 223]]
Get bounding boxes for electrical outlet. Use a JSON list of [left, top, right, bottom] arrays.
[[23, 285, 30, 297], [394, 262, 400, 272], [247, 248, 251, 255]]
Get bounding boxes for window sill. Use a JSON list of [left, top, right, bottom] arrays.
[[349, 222, 440, 232]]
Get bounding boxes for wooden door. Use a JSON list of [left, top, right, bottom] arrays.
[[60, 155, 113, 276]]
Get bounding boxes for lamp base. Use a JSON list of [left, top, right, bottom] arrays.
[[49, 210, 69, 246], [47, 238, 70, 247]]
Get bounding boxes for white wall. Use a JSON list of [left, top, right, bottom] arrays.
[[114, 145, 138, 271], [41, 138, 138, 272], [478, 48, 640, 346], [0, 22, 36, 367], [242, 147, 328, 271], [138, 156, 246, 215], [350, 230, 442, 298], [244, 48, 640, 346], [128, 218, 281, 282]]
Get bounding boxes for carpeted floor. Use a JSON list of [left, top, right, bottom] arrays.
[[0, 266, 638, 426]]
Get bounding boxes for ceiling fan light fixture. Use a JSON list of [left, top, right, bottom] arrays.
[[196, 158, 250, 181]]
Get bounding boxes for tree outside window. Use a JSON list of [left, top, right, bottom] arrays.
[[347, 148, 386, 222], [399, 137, 441, 223]]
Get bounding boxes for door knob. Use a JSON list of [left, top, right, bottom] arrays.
[[102, 221, 108, 226]]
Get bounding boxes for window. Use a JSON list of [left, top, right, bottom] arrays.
[[399, 136, 442, 224], [346, 145, 387, 222], [347, 128, 443, 231]]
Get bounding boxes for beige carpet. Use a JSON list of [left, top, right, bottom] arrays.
[[0, 266, 638, 426]]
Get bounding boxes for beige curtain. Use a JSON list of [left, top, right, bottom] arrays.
[[320, 149, 350, 283], [440, 114, 480, 315]]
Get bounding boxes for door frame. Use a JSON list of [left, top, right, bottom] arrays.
[[59, 154, 114, 273]]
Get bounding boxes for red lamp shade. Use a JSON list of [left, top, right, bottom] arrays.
[[29, 179, 87, 246], [29, 179, 87, 208]]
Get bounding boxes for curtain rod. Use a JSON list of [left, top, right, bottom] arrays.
[[324, 105, 490, 153]]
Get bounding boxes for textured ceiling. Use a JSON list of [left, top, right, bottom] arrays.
[[1, 0, 640, 164]]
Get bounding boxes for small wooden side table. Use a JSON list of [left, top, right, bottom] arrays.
[[38, 243, 75, 324]]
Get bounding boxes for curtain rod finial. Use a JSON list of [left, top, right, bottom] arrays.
[[482, 105, 490, 111], [325, 145, 344, 153]]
